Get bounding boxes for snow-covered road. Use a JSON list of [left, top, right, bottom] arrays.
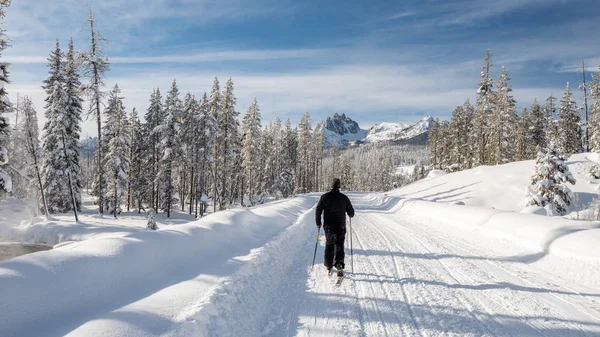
[[288, 194, 600, 337], [2, 193, 600, 337]]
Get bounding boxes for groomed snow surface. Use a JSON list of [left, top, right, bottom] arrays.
[[2, 155, 600, 336]]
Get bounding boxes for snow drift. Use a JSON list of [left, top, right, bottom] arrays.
[[0, 196, 317, 337]]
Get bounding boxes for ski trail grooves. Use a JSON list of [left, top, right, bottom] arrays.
[[287, 193, 600, 337]]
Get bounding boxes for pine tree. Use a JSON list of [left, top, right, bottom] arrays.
[[41, 40, 75, 214], [143, 89, 163, 211], [241, 98, 262, 205], [557, 83, 582, 154], [589, 66, 600, 152], [530, 98, 547, 151], [281, 118, 297, 197], [8, 97, 28, 199], [209, 77, 221, 211], [271, 117, 284, 196], [515, 108, 534, 161], [127, 107, 144, 212], [216, 77, 239, 209], [80, 10, 110, 214], [490, 66, 517, 164], [196, 92, 214, 216], [296, 112, 312, 193], [0, 0, 10, 195], [428, 119, 441, 169], [103, 85, 130, 217], [157, 80, 181, 217], [20, 97, 48, 216], [527, 143, 576, 216], [449, 99, 474, 170], [179, 92, 197, 212], [332, 142, 340, 178], [63, 37, 83, 209], [472, 49, 495, 167]]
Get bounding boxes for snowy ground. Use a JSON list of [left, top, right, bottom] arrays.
[[0, 194, 197, 245], [2, 156, 600, 336], [1, 191, 600, 336], [392, 153, 600, 214]]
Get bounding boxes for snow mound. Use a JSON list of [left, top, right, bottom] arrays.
[[392, 153, 599, 213], [426, 169, 447, 179], [520, 206, 548, 216], [0, 196, 317, 337]]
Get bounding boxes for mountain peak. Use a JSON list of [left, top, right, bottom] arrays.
[[317, 113, 432, 147]]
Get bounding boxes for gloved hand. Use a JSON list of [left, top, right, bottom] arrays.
[[316, 222, 322, 229]]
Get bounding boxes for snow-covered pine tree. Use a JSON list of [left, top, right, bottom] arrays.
[[63, 37, 83, 210], [127, 107, 144, 212], [312, 127, 324, 191], [196, 92, 214, 216], [179, 92, 197, 212], [259, 124, 273, 202], [589, 66, 600, 152], [490, 66, 517, 165], [544, 94, 558, 141], [472, 49, 495, 167], [515, 107, 534, 161], [142, 88, 163, 211], [449, 99, 474, 170], [157, 80, 181, 218], [216, 77, 239, 209], [0, 0, 11, 195], [80, 10, 110, 214], [530, 98, 547, 152], [208, 77, 221, 211], [439, 120, 453, 171], [8, 97, 28, 199], [296, 112, 312, 194], [281, 118, 297, 197], [271, 117, 284, 196], [527, 143, 576, 216], [332, 141, 340, 179], [20, 97, 48, 216], [428, 119, 441, 169], [241, 98, 262, 205], [103, 85, 130, 217], [41, 40, 75, 214], [557, 83, 582, 155]]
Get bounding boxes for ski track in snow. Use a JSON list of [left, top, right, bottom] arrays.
[[3, 193, 600, 336], [270, 193, 600, 337]]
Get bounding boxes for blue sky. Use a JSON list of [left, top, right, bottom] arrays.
[[4, 0, 600, 134]]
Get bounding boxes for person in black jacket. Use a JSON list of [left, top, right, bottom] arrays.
[[315, 178, 355, 276]]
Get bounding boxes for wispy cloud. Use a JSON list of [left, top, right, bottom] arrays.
[[6, 48, 332, 64]]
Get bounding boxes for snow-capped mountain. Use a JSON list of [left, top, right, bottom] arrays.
[[364, 116, 434, 144], [315, 113, 368, 147], [317, 114, 433, 147]]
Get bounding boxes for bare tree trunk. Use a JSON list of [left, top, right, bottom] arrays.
[[189, 169, 194, 214], [61, 130, 79, 222], [113, 169, 118, 219], [27, 129, 49, 217]]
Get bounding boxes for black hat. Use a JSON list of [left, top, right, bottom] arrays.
[[332, 178, 341, 190]]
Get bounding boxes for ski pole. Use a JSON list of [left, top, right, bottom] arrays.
[[311, 227, 321, 270], [350, 217, 353, 274]]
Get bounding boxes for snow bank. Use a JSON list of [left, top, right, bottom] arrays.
[[397, 198, 600, 260], [0, 196, 317, 337], [392, 153, 600, 213]]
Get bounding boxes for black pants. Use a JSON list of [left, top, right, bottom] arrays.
[[324, 228, 345, 269]]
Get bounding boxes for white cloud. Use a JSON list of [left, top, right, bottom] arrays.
[[8, 62, 568, 136]]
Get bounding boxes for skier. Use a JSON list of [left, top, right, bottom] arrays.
[[315, 178, 355, 278]]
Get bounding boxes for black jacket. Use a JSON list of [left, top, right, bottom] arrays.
[[315, 188, 355, 232]]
